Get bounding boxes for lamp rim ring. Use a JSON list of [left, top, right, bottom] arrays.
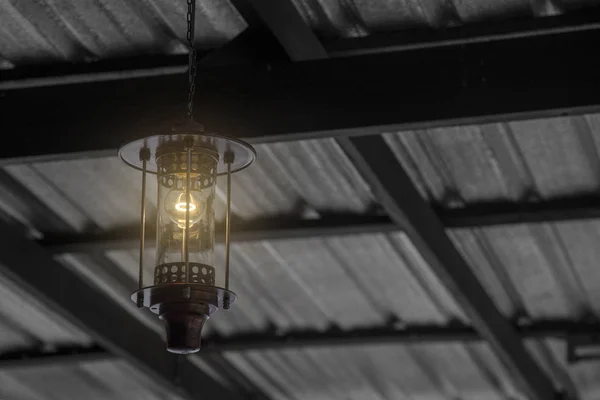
[[118, 133, 256, 175], [131, 284, 237, 313]]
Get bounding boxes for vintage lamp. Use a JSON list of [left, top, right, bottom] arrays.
[[119, 124, 255, 354], [118, 0, 255, 354]]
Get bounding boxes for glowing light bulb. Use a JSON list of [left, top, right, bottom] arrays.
[[165, 189, 205, 228]]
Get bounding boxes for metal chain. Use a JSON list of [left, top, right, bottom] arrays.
[[186, 0, 197, 120]]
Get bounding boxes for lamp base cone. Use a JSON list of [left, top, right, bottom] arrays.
[[159, 303, 210, 354]]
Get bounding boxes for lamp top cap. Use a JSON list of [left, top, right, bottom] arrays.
[[119, 130, 255, 175]]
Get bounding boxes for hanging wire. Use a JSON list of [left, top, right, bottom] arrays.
[[186, 0, 197, 120]]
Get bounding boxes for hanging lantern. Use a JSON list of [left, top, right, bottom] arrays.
[[118, 0, 255, 354], [119, 122, 255, 353]]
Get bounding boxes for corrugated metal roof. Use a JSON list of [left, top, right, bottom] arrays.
[[0, 271, 91, 345], [292, 0, 594, 39], [526, 339, 600, 400], [450, 221, 600, 322], [449, 222, 600, 400], [3, 0, 599, 70], [0, 320, 31, 352], [4, 138, 374, 231], [0, 359, 184, 400], [5, 158, 152, 232], [385, 114, 600, 206], [224, 140, 375, 219], [0, 0, 245, 68], [450, 219, 600, 320], [225, 342, 526, 400]]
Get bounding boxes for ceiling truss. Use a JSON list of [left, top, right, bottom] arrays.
[[0, 4, 599, 400]]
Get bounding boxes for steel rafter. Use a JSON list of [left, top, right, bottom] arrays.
[[2, 319, 598, 367], [36, 196, 600, 254]]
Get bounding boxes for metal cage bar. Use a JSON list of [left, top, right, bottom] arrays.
[[185, 145, 192, 283], [224, 154, 233, 291], [137, 148, 150, 306]]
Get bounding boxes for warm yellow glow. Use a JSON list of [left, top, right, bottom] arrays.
[[165, 190, 205, 228], [175, 201, 197, 212]]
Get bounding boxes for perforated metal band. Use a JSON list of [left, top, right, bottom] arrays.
[[156, 151, 218, 190], [154, 262, 215, 285]]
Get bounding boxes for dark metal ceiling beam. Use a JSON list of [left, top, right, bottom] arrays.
[[39, 213, 394, 254], [1, 13, 600, 163], [440, 196, 600, 227], [0, 344, 111, 370], [239, 1, 560, 399], [204, 319, 600, 351], [38, 196, 600, 254], [2, 319, 597, 369], [0, 222, 244, 400], [245, 0, 327, 61]]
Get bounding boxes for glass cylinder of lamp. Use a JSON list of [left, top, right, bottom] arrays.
[[154, 146, 220, 288]]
